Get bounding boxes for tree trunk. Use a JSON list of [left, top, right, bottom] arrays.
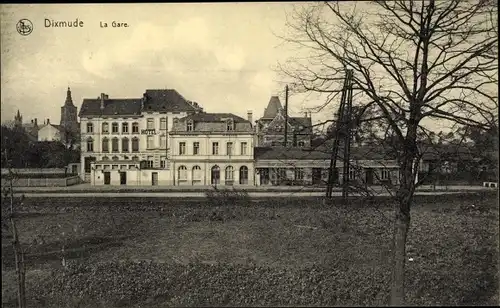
[[390, 202, 411, 306], [390, 147, 416, 306]]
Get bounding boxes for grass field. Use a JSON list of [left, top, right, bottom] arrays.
[[2, 192, 499, 307]]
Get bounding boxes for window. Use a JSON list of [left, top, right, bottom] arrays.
[[102, 122, 109, 134], [381, 169, 390, 180], [298, 141, 305, 147], [240, 142, 247, 155], [112, 122, 119, 133], [226, 119, 234, 131], [112, 156, 119, 161], [160, 135, 167, 149], [147, 136, 154, 149], [122, 138, 129, 152], [226, 142, 233, 155], [86, 138, 94, 152], [187, 120, 193, 132], [225, 166, 234, 184], [193, 142, 200, 155], [211, 165, 220, 185], [349, 169, 357, 180], [212, 142, 219, 155], [295, 168, 304, 180], [160, 156, 166, 168], [86, 123, 93, 133], [147, 118, 154, 129], [239, 166, 248, 184], [132, 122, 139, 134], [102, 138, 109, 152], [132, 137, 139, 152], [122, 122, 129, 133], [192, 166, 202, 182], [178, 165, 188, 181], [102, 156, 109, 161], [111, 138, 119, 152], [132, 155, 139, 161], [160, 118, 167, 130], [179, 142, 186, 155], [146, 156, 154, 168]]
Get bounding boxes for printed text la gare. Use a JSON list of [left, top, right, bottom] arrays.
[[100, 21, 129, 28]]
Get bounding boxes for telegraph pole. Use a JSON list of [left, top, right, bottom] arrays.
[[342, 70, 354, 201], [326, 69, 354, 201], [284, 85, 289, 147]]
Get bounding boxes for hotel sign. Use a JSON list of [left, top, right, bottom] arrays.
[[141, 129, 157, 135]]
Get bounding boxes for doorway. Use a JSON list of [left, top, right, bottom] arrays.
[[312, 168, 322, 185], [259, 168, 270, 185], [152, 172, 158, 186], [120, 172, 127, 185], [211, 165, 220, 185], [103, 172, 111, 185], [365, 168, 374, 185]]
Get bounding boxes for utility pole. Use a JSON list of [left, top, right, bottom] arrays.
[[284, 85, 289, 147], [342, 70, 354, 201], [326, 69, 354, 201]]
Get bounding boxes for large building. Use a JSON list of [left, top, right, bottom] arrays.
[[13, 110, 39, 141], [255, 96, 313, 147], [169, 112, 255, 186], [79, 89, 204, 183]]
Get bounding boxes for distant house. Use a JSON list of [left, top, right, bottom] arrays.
[[255, 96, 313, 148], [38, 120, 62, 142]]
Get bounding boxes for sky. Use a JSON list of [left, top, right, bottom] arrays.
[[1, 3, 319, 126]]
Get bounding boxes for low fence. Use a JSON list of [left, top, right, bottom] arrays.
[[1, 168, 67, 175], [1, 175, 81, 187]]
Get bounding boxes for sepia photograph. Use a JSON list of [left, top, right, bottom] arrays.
[[1, 1, 498, 307]]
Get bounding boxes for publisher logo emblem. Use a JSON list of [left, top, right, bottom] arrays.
[[16, 19, 33, 36]]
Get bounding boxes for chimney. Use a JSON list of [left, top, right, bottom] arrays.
[[34, 118, 38, 126], [47, 118, 50, 124], [247, 110, 253, 124], [31, 119, 33, 124], [100, 93, 106, 110]]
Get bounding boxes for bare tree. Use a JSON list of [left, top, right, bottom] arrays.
[[2, 148, 27, 308], [277, 0, 498, 305]]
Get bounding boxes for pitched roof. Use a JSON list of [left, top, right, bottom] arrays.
[[79, 98, 142, 117], [262, 96, 283, 119], [142, 89, 201, 113], [171, 112, 252, 133]]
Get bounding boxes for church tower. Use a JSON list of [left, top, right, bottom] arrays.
[[60, 87, 79, 133], [14, 110, 22, 127]]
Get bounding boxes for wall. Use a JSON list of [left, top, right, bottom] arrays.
[[1, 175, 80, 187], [1, 168, 67, 175]]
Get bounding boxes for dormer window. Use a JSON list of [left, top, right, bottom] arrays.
[[187, 120, 193, 132], [226, 119, 234, 131]]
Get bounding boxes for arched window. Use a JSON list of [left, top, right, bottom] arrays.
[[86, 137, 94, 152], [132, 156, 139, 161], [239, 166, 248, 185], [112, 156, 119, 161], [112, 137, 119, 152], [132, 122, 139, 134], [102, 137, 109, 152], [225, 166, 234, 184], [192, 165, 202, 184], [102, 156, 109, 161], [122, 122, 129, 134], [102, 122, 109, 134], [178, 165, 188, 182], [86, 123, 93, 133], [132, 137, 139, 152], [122, 137, 129, 152], [112, 122, 119, 133]]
